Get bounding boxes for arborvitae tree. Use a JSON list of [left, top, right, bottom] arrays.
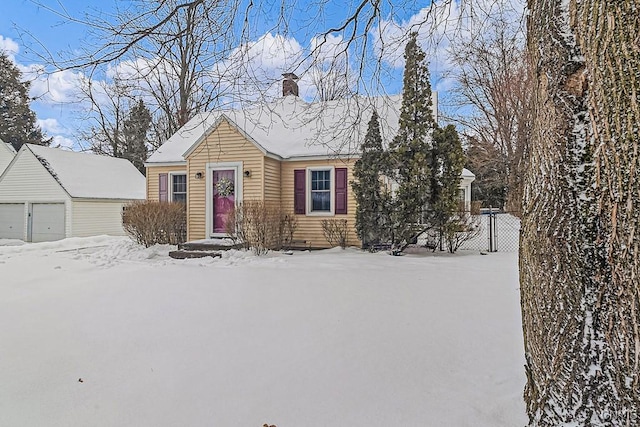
[[351, 110, 390, 248], [0, 52, 49, 151], [387, 32, 437, 248], [430, 124, 465, 242], [122, 99, 151, 174]]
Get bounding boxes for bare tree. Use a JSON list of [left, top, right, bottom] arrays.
[[32, 0, 241, 148], [121, 0, 236, 146], [79, 75, 134, 157], [306, 36, 355, 101], [308, 58, 353, 101], [447, 9, 531, 214], [79, 73, 151, 173]]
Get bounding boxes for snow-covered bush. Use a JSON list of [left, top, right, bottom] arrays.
[[122, 201, 186, 247]]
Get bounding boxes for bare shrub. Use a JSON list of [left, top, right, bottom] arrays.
[[279, 213, 298, 251], [443, 210, 481, 253], [122, 201, 186, 247], [226, 201, 297, 255], [321, 219, 350, 248]]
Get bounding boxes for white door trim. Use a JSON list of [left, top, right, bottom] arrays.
[[205, 161, 243, 238]]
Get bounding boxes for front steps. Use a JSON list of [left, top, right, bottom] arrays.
[[168, 239, 244, 259]]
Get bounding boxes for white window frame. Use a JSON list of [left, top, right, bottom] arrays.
[[306, 166, 335, 216], [169, 172, 187, 203]]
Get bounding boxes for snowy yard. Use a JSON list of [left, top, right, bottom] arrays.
[[0, 237, 527, 426]]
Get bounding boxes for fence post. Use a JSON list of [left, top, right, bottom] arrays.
[[488, 209, 498, 252]]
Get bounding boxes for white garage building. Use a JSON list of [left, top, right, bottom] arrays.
[[0, 144, 145, 242]]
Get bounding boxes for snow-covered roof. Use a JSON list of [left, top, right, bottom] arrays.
[[26, 144, 146, 200], [2, 141, 16, 155], [147, 95, 403, 163]]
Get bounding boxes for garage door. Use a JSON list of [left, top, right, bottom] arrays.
[[0, 204, 25, 240], [31, 203, 65, 242]]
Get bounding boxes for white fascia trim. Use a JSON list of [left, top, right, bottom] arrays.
[[71, 197, 145, 202], [283, 153, 360, 162], [205, 161, 243, 238], [0, 199, 68, 204], [181, 114, 280, 161], [306, 166, 335, 217], [144, 161, 187, 168], [181, 115, 224, 159]]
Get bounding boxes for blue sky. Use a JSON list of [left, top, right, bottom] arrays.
[[2, 0, 407, 149], [0, 0, 525, 150], [1, 1, 113, 148]]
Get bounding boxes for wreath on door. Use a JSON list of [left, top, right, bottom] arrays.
[[215, 177, 234, 197]]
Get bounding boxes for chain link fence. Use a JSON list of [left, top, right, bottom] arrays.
[[458, 211, 521, 252]]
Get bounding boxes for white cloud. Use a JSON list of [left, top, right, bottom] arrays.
[[22, 66, 84, 104], [37, 118, 80, 150], [50, 135, 75, 149], [310, 33, 349, 65], [37, 118, 66, 135], [0, 35, 83, 105], [0, 35, 19, 60], [241, 32, 304, 71]]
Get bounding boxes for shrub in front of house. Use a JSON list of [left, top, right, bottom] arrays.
[[321, 219, 350, 249], [226, 200, 297, 255], [122, 201, 187, 247]]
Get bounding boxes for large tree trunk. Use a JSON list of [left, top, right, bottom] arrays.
[[521, 0, 640, 425]]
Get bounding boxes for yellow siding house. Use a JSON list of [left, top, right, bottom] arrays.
[[145, 77, 471, 249]]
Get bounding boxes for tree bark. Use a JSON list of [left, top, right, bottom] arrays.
[[521, 0, 640, 425]]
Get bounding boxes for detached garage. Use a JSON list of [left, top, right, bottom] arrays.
[[0, 144, 145, 242]]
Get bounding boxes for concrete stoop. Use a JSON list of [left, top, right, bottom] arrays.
[[168, 239, 244, 259]]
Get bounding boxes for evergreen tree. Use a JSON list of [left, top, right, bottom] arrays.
[[0, 52, 49, 151], [351, 110, 390, 248], [122, 99, 151, 174], [387, 32, 436, 247], [430, 124, 465, 249]]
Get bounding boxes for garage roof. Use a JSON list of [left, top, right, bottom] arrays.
[[26, 144, 146, 200]]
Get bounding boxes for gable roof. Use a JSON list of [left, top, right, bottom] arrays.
[[2, 141, 17, 155], [25, 144, 146, 200], [461, 168, 475, 179], [0, 140, 17, 176], [147, 95, 404, 164]]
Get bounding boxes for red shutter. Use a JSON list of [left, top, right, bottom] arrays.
[[159, 173, 168, 202], [335, 168, 347, 214], [294, 169, 306, 214]]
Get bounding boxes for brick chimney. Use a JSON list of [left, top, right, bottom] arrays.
[[282, 73, 299, 97]]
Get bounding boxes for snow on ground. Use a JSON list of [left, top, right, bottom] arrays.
[[0, 237, 527, 426]]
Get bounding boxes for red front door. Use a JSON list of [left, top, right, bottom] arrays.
[[213, 169, 235, 234]]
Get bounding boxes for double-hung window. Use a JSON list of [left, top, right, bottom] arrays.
[[171, 174, 187, 203], [310, 169, 331, 212], [294, 167, 348, 216]]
